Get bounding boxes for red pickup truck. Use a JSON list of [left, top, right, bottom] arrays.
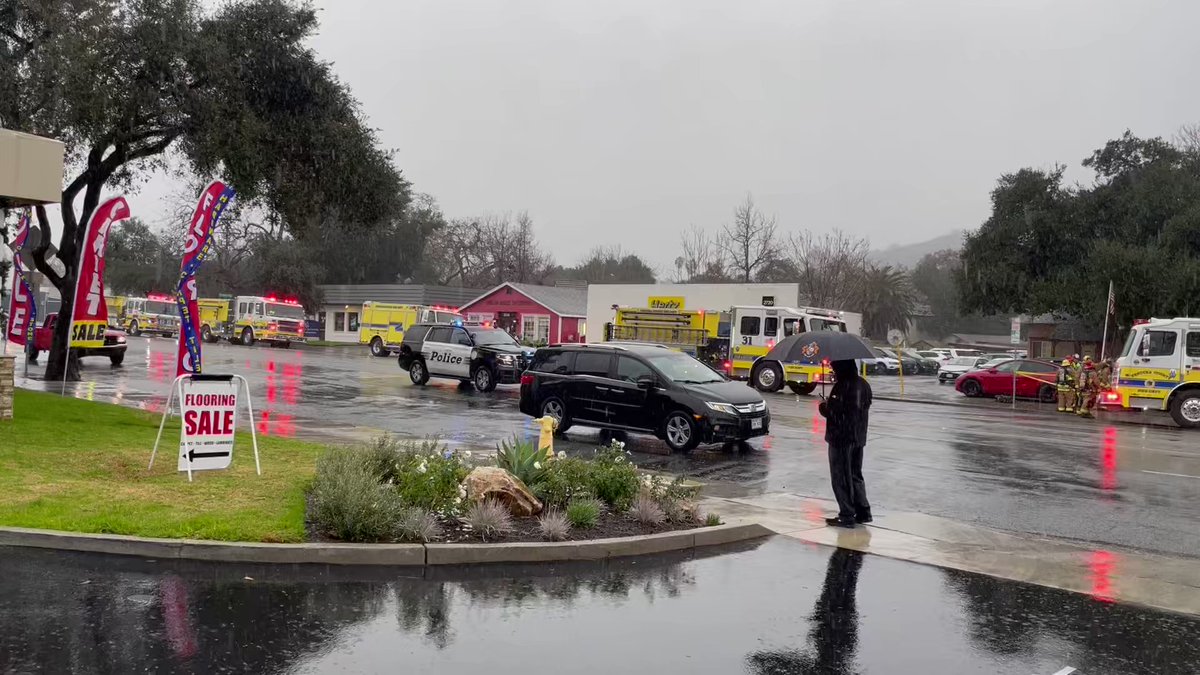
[[32, 314, 128, 366]]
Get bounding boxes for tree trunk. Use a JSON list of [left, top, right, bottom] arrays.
[[43, 272, 81, 382]]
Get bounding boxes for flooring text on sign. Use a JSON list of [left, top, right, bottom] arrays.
[[178, 377, 239, 473]]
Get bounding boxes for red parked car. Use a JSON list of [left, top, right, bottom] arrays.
[[954, 358, 1060, 403], [31, 313, 128, 366]]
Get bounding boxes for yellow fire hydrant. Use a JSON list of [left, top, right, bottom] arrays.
[[534, 415, 558, 460]]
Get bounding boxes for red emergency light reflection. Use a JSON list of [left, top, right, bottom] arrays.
[[257, 411, 296, 437], [1088, 550, 1117, 603], [1101, 426, 1118, 492]]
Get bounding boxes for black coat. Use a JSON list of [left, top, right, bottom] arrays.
[[818, 374, 872, 447]]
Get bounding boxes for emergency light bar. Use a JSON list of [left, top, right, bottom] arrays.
[[147, 293, 174, 302]]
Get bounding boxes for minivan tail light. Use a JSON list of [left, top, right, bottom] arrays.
[[520, 374, 534, 386]]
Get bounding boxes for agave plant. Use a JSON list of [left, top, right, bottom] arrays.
[[496, 436, 546, 487]]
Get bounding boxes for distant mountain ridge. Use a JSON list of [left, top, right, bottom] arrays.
[[870, 229, 966, 268]]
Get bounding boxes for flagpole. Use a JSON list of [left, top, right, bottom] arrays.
[[1100, 280, 1113, 362]]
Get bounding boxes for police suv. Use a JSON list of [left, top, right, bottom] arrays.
[[397, 323, 535, 392]]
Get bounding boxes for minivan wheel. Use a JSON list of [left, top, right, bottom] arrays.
[[370, 336, 386, 357], [540, 397, 572, 434], [473, 365, 497, 392], [409, 359, 430, 385], [663, 411, 699, 452]]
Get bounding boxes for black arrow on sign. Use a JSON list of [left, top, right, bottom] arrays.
[[188, 449, 231, 462]]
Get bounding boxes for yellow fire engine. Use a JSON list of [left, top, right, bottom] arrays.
[[1106, 317, 1200, 427], [122, 294, 179, 337], [359, 302, 463, 356], [105, 295, 126, 328], [199, 295, 307, 347], [608, 304, 848, 394]]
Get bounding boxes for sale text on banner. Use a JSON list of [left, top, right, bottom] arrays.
[[70, 197, 129, 348], [176, 181, 235, 378], [178, 377, 239, 473]]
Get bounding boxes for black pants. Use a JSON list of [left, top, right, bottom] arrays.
[[828, 443, 870, 521]]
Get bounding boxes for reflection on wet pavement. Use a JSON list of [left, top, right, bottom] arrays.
[[0, 537, 1194, 674], [10, 337, 1200, 558]]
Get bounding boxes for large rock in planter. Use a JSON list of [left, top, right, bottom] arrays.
[[464, 467, 543, 517]]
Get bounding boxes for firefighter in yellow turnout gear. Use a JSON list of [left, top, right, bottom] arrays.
[[1056, 356, 1077, 413], [1076, 358, 1097, 418]]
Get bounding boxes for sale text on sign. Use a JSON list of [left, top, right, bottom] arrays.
[[178, 378, 239, 473]]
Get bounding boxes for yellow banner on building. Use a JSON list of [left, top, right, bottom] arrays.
[[648, 296, 685, 309]]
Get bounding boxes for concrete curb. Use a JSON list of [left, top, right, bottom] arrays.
[[0, 523, 772, 567]]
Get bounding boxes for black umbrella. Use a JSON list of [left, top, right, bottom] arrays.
[[765, 332, 876, 397], [765, 331, 875, 364]]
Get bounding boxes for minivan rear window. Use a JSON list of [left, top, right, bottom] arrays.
[[534, 350, 575, 374], [574, 352, 611, 377]]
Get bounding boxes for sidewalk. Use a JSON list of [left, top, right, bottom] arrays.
[[704, 491, 1200, 616]]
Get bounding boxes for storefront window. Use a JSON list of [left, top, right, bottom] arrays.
[[348, 312, 360, 332], [522, 315, 551, 344], [335, 312, 346, 332]]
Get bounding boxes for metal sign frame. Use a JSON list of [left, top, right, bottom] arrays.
[[149, 373, 260, 482]]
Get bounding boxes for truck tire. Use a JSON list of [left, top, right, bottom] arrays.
[[473, 365, 497, 392], [1169, 391, 1200, 428], [788, 382, 817, 396], [130, 320, 141, 336], [201, 324, 215, 343], [370, 336, 386, 357], [409, 359, 430, 385], [753, 362, 784, 393], [240, 327, 255, 346], [110, 351, 125, 366]]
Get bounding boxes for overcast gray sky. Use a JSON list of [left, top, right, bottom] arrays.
[[129, 0, 1200, 272]]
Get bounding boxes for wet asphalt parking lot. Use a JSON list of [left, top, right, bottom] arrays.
[[0, 537, 1195, 674]]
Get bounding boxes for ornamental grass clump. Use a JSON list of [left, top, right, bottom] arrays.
[[538, 509, 571, 541], [566, 497, 602, 529], [630, 492, 666, 526], [397, 508, 440, 543], [464, 498, 514, 541]]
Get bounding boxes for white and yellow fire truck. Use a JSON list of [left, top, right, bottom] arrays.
[[359, 303, 463, 356], [607, 304, 848, 394], [122, 294, 179, 337], [1105, 317, 1200, 427], [201, 295, 307, 347]]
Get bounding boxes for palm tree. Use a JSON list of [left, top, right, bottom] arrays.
[[859, 264, 916, 340]]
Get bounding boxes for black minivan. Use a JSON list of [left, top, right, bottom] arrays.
[[519, 343, 770, 452]]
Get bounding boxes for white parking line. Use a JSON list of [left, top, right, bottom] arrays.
[[1050, 667, 1077, 675], [1142, 470, 1200, 479]]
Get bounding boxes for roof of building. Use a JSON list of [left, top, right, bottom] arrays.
[[462, 282, 588, 318], [317, 284, 483, 308], [945, 333, 1019, 350]]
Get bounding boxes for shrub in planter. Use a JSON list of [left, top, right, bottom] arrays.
[[532, 456, 594, 507], [588, 443, 640, 510], [496, 436, 546, 487], [311, 447, 407, 542], [393, 448, 470, 516], [566, 497, 602, 529]]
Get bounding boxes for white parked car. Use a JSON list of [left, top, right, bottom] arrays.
[[937, 356, 989, 383], [934, 348, 984, 363]]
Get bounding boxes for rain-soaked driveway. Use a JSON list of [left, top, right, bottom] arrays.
[[0, 537, 1193, 674], [13, 337, 1200, 557]]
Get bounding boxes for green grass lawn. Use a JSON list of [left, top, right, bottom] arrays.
[[0, 390, 324, 542]]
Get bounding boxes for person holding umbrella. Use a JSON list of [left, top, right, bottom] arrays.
[[818, 358, 873, 528], [757, 331, 876, 528]]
